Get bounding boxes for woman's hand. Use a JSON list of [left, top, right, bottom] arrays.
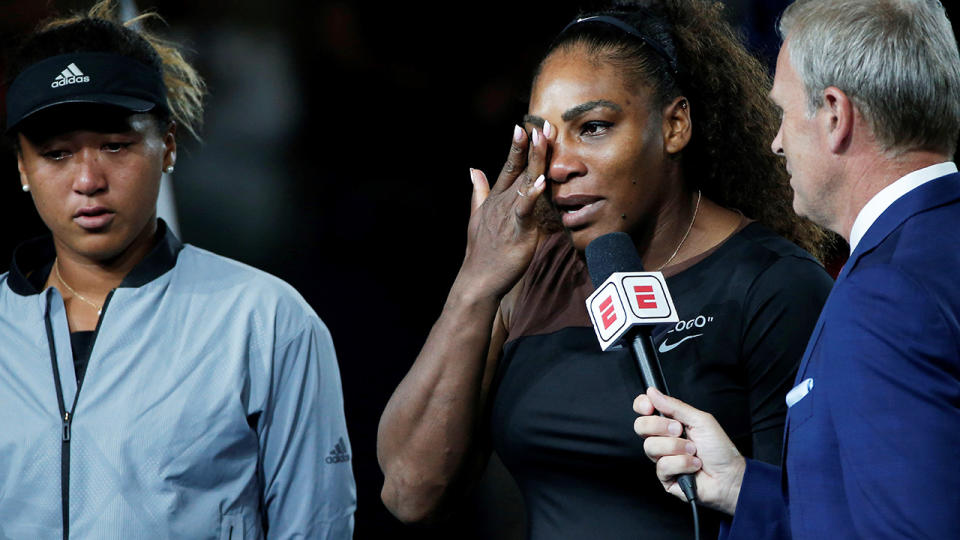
[[458, 123, 551, 299], [378, 123, 555, 521]]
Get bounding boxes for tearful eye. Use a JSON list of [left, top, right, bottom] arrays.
[[581, 121, 612, 137]]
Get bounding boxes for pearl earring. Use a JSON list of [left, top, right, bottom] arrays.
[[164, 165, 175, 174], [22, 184, 30, 193]]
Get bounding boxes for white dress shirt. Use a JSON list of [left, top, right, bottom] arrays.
[[848, 161, 958, 253]]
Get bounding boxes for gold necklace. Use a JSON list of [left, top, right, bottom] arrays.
[[54, 259, 103, 316], [657, 190, 702, 271]]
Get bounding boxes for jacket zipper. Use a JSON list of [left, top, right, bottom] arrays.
[[45, 290, 114, 540]]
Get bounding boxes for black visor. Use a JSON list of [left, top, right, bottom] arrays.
[[5, 51, 168, 134]]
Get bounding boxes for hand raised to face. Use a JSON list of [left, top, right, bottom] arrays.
[[458, 123, 553, 300]]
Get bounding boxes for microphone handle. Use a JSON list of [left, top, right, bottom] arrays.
[[630, 331, 670, 393], [630, 331, 698, 503]]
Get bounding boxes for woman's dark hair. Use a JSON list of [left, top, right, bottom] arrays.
[[538, 0, 829, 259], [7, 0, 205, 139]]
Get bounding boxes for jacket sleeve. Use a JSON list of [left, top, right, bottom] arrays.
[[259, 318, 356, 539], [719, 459, 791, 540], [823, 264, 960, 539]]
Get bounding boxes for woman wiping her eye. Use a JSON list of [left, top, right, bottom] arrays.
[[378, 1, 833, 538]]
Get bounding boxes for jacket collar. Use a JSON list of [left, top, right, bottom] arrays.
[[7, 219, 183, 296], [838, 172, 960, 282]]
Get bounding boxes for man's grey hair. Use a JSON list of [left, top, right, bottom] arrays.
[[779, 0, 960, 156]]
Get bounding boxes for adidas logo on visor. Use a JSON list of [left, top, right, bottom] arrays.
[[51, 63, 90, 88]]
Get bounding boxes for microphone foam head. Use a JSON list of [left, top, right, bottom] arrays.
[[584, 232, 645, 288]]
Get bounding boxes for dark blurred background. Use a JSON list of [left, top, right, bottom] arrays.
[[2, 1, 958, 538]]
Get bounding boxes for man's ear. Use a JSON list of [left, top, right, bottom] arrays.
[[822, 86, 854, 154]]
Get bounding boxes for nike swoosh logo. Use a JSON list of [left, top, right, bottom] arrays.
[[658, 334, 704, 353]]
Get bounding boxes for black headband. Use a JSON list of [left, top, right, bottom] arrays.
[[5, 52, 168, 134], [560, 15, 680, 75]]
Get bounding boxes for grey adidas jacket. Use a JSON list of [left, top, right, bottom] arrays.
[[0, 223, 356, 539]]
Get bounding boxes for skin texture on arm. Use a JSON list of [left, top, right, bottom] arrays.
[[377, 124, 551, 523], [377, 293, 508, 523]]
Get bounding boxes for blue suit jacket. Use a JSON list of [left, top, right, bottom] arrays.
[[722, 172, 960, 539]]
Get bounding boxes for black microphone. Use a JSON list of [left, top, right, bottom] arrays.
[[585, 232, 698, 504]]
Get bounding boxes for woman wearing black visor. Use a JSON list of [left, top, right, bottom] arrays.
[[1, 2, 355, 537]]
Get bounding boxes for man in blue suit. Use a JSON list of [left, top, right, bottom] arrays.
[[633, 0, 960, 538]]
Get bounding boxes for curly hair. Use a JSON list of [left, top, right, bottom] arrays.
[[7, 0, 206, 140], [538, 0, 830, 259]]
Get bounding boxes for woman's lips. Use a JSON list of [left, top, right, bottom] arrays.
[[555, 195, 605, 229], [73, 206, 115, 230]]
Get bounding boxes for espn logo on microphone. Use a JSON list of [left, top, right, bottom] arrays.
[[586, 272, 679, 351]]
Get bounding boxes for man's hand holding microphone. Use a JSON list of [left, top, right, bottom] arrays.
[[633, 387, 747, 516]]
